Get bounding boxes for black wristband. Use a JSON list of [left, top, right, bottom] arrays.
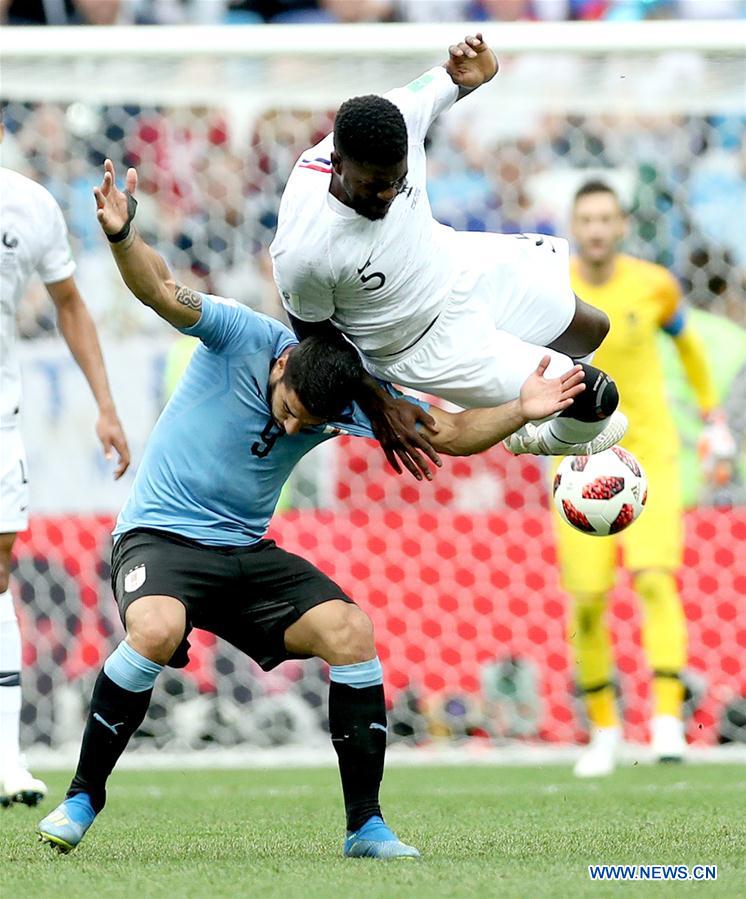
[[106, 191, 138, 244]]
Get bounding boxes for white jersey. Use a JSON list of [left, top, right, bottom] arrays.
[[0, 167, 75, 426], [271, 66, 579, 410], [271, 66, 468, 360]]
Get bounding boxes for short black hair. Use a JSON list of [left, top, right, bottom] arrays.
[[574, 179, 622, 207], [334, 94, 408, 166], [283, 334, 364, 421]]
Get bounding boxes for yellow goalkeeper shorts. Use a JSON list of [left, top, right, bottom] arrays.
[[553, 444, 684, 595]]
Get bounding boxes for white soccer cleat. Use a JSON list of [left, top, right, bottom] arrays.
[[573, 726, 621, 778], [1, 766, 48, 807], [652, 715, 685, 764], [504, 411, 628, 456]]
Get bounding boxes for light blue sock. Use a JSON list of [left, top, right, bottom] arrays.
[[329, 657, 383, 689], [103, 641, 163, 693]]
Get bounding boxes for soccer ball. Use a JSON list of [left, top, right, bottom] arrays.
[[553, 447, 647, 537]]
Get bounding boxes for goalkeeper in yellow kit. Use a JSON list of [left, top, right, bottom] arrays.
[[559, 181, 724, 777]]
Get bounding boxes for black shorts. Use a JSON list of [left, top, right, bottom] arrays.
[[111, 528, 352, 671]]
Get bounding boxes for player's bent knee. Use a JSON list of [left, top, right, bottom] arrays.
[[558, 363, 618, 422], [341, 606, 376, 663], [320, 605, 375, 666], [549, 298, 610, 356], [593, 308, 610, 345], [579, 301, 610, 349], [124, 595, 186, 665], [284, 600, 376, 664]]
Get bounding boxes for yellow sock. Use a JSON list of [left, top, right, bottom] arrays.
[[569, 592, 619, 728], [652, 675, 685, 719], [635, 570, 687, 719], [586, 685, 619, 728]]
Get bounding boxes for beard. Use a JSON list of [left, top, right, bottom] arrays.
[[348, 193, 396, 221]]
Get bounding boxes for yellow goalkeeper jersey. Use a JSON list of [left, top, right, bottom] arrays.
[[570, 254, 681, 455]]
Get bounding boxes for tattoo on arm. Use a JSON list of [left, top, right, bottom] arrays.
[[175, 284, 202, 311]]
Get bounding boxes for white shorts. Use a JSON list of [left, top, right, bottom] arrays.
[[0, 427, 29, 533], [369, 232, 577, 409]]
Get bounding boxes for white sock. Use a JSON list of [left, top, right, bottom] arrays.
[[0, 589, 22, 772], [542, 350, 606, 444], [544, 416, 608, 444]]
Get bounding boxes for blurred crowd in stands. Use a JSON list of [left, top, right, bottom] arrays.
[[2, 0, 745, 26], [1, 97, 743, 342]]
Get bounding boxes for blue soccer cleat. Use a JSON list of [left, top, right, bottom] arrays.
[[344, 815, 420, 860], [37, 793, 97, 853]]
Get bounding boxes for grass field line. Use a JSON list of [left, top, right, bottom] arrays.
[[27, 741, 746, 771]]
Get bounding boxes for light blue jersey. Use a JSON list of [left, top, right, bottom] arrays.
[[114, 294, 391, 546]]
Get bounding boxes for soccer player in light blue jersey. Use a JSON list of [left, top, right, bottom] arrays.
[[38, 161, 584, 860]]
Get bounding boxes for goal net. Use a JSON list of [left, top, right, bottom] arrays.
[[2, 22, 745, 759]]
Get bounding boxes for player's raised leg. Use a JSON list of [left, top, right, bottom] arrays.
[[475, 232, 625, 456], [38, 594, 180, 851], [496, 292, 627, 456], [503, 357, 625, 456], [377, 297, 625, 458], [284, 601, 419, 860]]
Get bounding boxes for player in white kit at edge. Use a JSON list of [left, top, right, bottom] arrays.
[[0, 155, 130, 806], [271, 33, 627, 480]]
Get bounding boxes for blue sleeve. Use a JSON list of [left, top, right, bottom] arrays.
[[179, 293, 296, 354], [325, 387, 431, 440], [661, 304, 687, 337]]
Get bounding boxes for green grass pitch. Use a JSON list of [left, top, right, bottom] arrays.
[[3, 763, 744, 898]]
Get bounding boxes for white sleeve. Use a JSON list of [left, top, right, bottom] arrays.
[[275, 264, 335, 323], [38, 192, 76, 284], [272, 234, 335, 323], [385, 66, 459, 144]]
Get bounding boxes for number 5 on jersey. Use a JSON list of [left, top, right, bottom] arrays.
[[357, 256, 387, 291]]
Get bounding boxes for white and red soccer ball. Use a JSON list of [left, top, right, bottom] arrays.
[[553, 446, 647, 536]]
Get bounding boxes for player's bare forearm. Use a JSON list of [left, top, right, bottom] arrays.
[[428, 401, 528, 457], [109, 226, 200, 328], [94, 159, 199, 328], [427, 358, 585, 456], [108, 227, 202, 329], [48, 277, 131, 478], [46, 278, 113, 411], [109, 228, 176, 311], [444, 33, 498, 100]]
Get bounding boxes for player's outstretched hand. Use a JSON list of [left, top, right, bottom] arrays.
[[94, 159, 137, 237], [445, 33, 498, 92], [367, 396, 443, 482], [519, 357, 585, 422], [96, 408, 131, 480]]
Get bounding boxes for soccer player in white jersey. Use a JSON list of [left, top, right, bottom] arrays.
[[271, 33, 626, 479], [0, 157, 130, 807]]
